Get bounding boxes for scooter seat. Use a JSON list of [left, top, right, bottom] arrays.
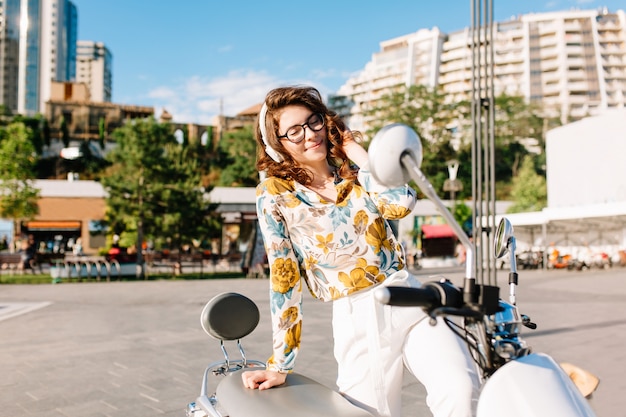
[[216, 369, 375, 417]]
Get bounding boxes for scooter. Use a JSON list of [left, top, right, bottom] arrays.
[[186, 124, 598, 417], [368, 124, 599, 417]]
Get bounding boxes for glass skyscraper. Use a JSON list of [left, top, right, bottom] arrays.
[[0, 0, 77, 115]]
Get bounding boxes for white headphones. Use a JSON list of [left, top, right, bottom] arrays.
[[259, 103, 283, 163]]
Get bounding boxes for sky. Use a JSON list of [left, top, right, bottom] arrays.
[[71, 0, 625, 125]]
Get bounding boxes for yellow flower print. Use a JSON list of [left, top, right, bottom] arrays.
[[284, 320, 302, 353], [338, 267, 372, 294], [335, 182, 355, 205], [265, 178, 294, 195], [365, 265, 385, 283], [365, 218, 393, 254], [315, 233, 334, 254], [380, 203, 411, 220], [329, 286, 341, 300], [395, 242, 406, 270], [304, 255, 318, 270], [353, 210, 369, 235], [280, 307, 299, 328], [355, 258, 385, 283], [271, 258, 299, 293]]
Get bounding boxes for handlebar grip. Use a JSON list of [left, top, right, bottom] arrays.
[[375, 280, 464, 309], [375, 285, 441, 307]]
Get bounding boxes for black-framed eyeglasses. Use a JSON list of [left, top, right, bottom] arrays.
[[277, 113, 325, 144]]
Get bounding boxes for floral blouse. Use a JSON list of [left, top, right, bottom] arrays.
[[255, 168, 417, 373]]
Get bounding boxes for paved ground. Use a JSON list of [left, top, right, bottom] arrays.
[[1, 266, 624, 417]]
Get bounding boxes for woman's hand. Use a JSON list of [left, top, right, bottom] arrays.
[[241, 369, 287, 390], [341, 130, 369, 168]]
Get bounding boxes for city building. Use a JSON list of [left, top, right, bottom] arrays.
[[0, 0, 78, 115], [44, 81, 154, 160], [335, 27, 446, 131], [336, 7, 626, 134], [23, 179, 107, 256], [76, 40, 112, 103]]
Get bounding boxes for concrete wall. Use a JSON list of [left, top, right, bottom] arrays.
[[546, 109, 626, 208]]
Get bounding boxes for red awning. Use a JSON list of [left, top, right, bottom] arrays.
[[421, 224, 456, 239]]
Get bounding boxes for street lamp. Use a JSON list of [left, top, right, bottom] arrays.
[[443, 159, 463, 204]]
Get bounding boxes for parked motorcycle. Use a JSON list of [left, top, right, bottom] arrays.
[[186, 123, 598, 417]]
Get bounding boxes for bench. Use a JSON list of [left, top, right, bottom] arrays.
[[0, 253, 42, 274], [145, 251, 209, 275]]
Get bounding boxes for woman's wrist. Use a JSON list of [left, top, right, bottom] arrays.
[[343, 140, 369, 168]]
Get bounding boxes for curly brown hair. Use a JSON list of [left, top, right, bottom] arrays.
[[256, 85, 360, 185]]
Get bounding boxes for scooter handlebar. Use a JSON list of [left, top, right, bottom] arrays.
[[375, 280, 463, 309]]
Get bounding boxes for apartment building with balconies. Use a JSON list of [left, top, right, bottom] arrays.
[[76, 40, 113, 103], [336, 7, 626, 133], [336, 27, 446, 131]]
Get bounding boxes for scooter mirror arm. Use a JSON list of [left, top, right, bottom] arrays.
[[400, 153, 477, 303], [507, 236, 518, 306]]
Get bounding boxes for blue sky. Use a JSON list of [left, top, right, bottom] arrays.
[[71, 0, 624, 124]]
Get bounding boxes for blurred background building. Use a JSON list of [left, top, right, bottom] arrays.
[[76, 40, 112, 103], [0, 0, 78, 115], [337, 8, 626, 132]]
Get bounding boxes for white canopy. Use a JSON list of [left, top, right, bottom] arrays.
[[495, 201, 626, 249]]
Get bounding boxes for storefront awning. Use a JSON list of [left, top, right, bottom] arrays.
[[25, 221, 81, 231], [421, 224, 456, 239]]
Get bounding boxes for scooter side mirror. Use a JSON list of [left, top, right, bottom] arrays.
[[368, 122, 476, 285], [367, 123, 423, 187], [494, 218, 514, 259]]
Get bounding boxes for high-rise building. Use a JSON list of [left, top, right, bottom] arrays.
[[336, 8, 626, 132], [335, 27, 446, 131], [76, 40, 112, 103], [0, 0, 77, 115]]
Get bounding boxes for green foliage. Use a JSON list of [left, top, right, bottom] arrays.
[[507, 155, 547, 213], [363, 84, 553, 203], [59, 115, 70, 148], [0, 122, 40, 238], [453, 202, 473, 235], [0, 105, 12, 116], [98, 117, 106, 150], [102, 118, 220, 254], [217, 125, 259, 187], [363, 84, 460, 197]]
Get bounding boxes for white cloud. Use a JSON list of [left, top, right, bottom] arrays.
[[147, 86, 178, 100], [141, 69, 344, 125], [144, 70, 284, 124]]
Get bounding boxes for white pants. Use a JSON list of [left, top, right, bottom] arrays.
[[332, 270, 479, 417]]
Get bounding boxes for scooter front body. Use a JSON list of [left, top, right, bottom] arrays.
[[477, 352, 597, 417]]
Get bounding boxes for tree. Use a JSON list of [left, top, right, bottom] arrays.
[[507, 154, 547, 213], [217, 125, 259, 187], [157, 143, 221, 251], [59, 115, 70, 148], [0, 123, 40, 247], [359, 85, 557, 207], [363, 84, 460, 198], [101, 118, 219, 276], [453, 92, 554, 200], [98, 117, 106, 150]]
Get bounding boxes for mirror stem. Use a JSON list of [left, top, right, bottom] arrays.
[[401, 153, 477, 301]]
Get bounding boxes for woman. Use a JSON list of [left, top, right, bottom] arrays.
[[242, 86, 478, 417]]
